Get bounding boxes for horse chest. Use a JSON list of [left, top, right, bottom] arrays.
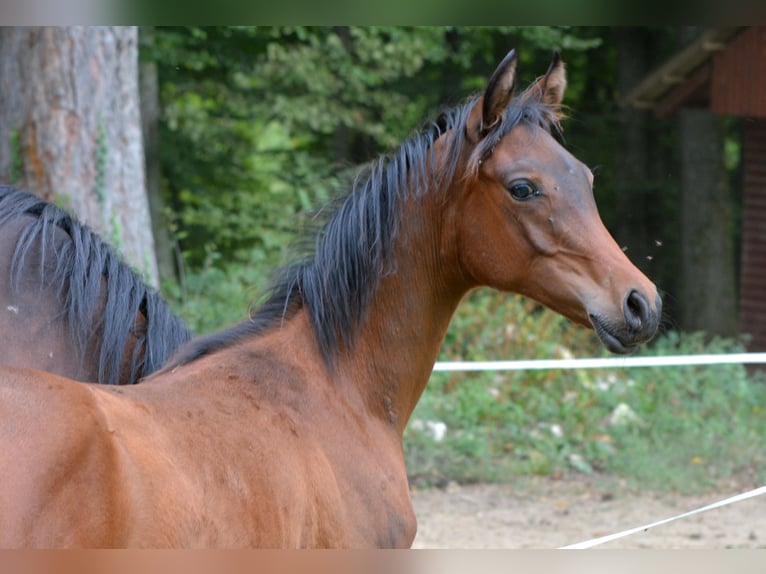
[[160, 465, 415, 548], [124, 415, 415, 548], [324, 444, 417, 548]]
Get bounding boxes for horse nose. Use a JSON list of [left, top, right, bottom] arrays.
[[623, 289, 660, 336]]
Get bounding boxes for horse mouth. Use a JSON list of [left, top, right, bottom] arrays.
[[589, 314, 637, 355]]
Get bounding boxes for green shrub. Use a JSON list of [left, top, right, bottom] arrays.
[[406, 290, 766, 492]]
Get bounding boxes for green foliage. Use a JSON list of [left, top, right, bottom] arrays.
[[8, 129, 23, 184], [52, 192, 73, 212], [94, 120, 108, 204], [406, 292, 766, 492], [606, 332, 766, 491], [163, 256, 264, 334], [146, 26, 601, 281], [108, 210, 123, 252]]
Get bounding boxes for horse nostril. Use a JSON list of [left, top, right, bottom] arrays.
[[624, 289, 649, 331]]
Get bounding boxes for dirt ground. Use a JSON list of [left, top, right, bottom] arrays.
[[410, 475, 766, 549]]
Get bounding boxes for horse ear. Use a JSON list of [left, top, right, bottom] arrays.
[[467, 49, 517, 141], [523, 51, 567, 108], [541, 51, 567, 106]]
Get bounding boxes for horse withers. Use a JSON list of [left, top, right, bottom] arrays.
[[0, 50, 660, 547]]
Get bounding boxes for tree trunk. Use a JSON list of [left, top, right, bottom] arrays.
[[139, 27, 175, 286], [0, 26, 158, 286], [678, 109, 738, 336], [676, 27, 737, 337]]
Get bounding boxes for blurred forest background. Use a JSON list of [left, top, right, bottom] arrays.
[[1, 26, 764, 489], [0, 26, 742, 336]]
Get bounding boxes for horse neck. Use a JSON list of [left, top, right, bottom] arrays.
[[335, 191, 468, 436]]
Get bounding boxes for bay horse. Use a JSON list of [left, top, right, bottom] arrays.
[[0, 51, 661, 547], [0, 186, 192, 385]]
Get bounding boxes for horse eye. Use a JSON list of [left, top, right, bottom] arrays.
[[508, 180, 540, 201]]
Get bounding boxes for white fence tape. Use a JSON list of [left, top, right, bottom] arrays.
[[430, 352, 766, 548], [560, 485, 766, 549], [433, 352, 766, 372]]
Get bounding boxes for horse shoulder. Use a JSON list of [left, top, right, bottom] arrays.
[[226, 350, 417, 547], [0, 370, 130, 547], [229, 337, 418, 547]]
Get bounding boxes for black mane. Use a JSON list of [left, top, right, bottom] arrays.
[[0, 186, 193, 385], [164, 91, 561, 371]]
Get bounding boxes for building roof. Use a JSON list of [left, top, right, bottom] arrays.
[[621, 27, 744, 116]]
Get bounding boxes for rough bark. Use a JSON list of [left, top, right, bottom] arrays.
[[0, 26, 158, 285]]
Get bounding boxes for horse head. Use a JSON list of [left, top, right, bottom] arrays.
[[451, 51, 661, 353]]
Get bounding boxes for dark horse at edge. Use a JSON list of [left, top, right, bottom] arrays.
[[0, 186, 192, 385]]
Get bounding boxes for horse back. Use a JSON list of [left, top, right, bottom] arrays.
[[0, 362, 342, 547], [0, 324, 418, 547]]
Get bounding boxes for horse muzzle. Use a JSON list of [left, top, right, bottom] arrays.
[[589, 290, 662, 354]]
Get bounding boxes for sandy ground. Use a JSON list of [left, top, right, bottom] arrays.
[[410, 475, 766, 549]]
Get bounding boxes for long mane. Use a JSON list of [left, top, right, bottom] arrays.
[[164, 90, 562, 371], [0, 186, 192, 385]]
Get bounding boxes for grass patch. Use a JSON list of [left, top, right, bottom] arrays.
[[405, 291, 766, 493]]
